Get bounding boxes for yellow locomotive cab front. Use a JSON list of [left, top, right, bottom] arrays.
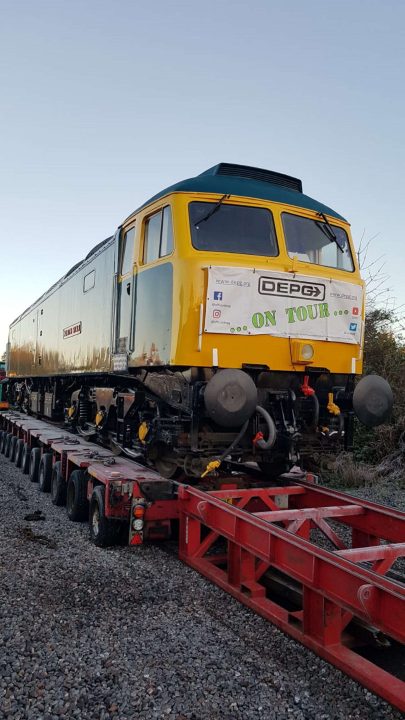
[[170, 190, 364, 378]]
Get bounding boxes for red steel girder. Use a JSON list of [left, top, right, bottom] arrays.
[[178, 484, 405, 711], [255, 503, 364, 522], [284, 480, 405, 543], [336, 542, 405, 575]]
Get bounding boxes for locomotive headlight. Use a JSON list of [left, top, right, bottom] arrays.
[[291, 340, 314, 364], [301, 343, 314, 361]]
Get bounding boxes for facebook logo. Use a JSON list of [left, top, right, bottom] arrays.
[[214, 291, 223, 300], [349, 322, 357, 332]]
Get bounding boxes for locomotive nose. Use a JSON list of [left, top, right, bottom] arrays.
[[353, 375, 393, 427], [204, 369, 258, 427]]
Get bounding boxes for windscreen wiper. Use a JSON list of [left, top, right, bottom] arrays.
[[315, 211, 344, 253], [194, 194, 231, 228]]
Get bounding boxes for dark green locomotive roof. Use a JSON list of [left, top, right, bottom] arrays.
[[132, 163, 347, 222], [10, 164, 346, 328]]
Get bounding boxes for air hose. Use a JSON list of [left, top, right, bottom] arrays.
[[306, 393, 320, 430], [201, 419, 250, 477], [254, 405, 277, 451]]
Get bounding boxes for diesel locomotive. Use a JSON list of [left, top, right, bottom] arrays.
[[5, 163, 392, 477]]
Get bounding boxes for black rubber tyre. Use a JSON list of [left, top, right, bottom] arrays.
[[4, 433, 12, 457], [51, 461, 66, 506], [0, 431, 8, 453], [89, 485, 116, 547], [66, 469, 89, 521], [15, 439, 24, 468], [9, 436, 18, 462], [4, 433, 13, 458], [0, 431, 4, 450], [21, 443, 31, 474], [29, 447, 41, 483], [38, 453, 53, 493], [22, 443, 32, 474]]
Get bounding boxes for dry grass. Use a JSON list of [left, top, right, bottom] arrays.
[[328, 452, 377, 488]]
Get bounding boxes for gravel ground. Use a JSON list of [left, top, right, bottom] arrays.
[[0, 453, 403, 720], [338, 477, 405, 511]]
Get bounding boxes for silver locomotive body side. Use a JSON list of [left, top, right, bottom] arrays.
[[8, 238, 117, 378]]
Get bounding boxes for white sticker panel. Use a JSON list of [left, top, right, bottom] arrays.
[[205, 266, 363, 345]]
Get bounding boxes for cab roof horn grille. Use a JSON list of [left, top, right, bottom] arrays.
[[199, 163, 303, 193]]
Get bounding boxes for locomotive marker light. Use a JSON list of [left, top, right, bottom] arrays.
[[300, 343, 314, 360], [291, 340, 315, 364]]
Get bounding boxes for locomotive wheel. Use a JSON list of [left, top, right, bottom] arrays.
[[150, 443, 183, 479], [9, 436, 18, 461], [89, 485, 115, 547], [29, 447, 41, 483], [154, 456, 182, 479], [38, 453, 53, 493], [4, 433, 12, 457], [77, 424, 96, 441], [66, 469, 88, 521], [51, 461, 66, 506], [21, 443, 31, 474], [15, 439, 24, 468]]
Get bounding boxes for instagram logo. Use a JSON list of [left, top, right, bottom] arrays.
[[213, 310, 221, 319]]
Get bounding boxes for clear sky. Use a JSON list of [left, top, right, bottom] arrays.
[[1, 0, 405, 354]]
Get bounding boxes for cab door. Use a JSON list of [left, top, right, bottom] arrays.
[[116, 223, 136, 355]]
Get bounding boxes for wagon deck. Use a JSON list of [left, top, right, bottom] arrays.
[[0, 410, 404, 711]]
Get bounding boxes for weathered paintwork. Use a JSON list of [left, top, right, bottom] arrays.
[[8, 239, 116, 377], [166, 193, 364, 375], [8, 167, 364, 379], [132, 263, 173, 366]]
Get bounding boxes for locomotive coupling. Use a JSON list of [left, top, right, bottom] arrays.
[[353, 375, 393, 427], [203, 369, 258, 427]]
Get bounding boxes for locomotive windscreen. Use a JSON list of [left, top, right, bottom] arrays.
[[189, 202, 278, 256], [282, 213, 354, 271]]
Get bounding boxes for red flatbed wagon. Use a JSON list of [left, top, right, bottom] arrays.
[[0, 410, 404, 712]]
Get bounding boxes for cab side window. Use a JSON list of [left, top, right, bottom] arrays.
[[120, 225, 136, 275], [143, 206, 173, 264], [83, 269, 96, 292]]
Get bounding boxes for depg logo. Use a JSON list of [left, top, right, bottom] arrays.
[[258, 276, 326, 301]]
